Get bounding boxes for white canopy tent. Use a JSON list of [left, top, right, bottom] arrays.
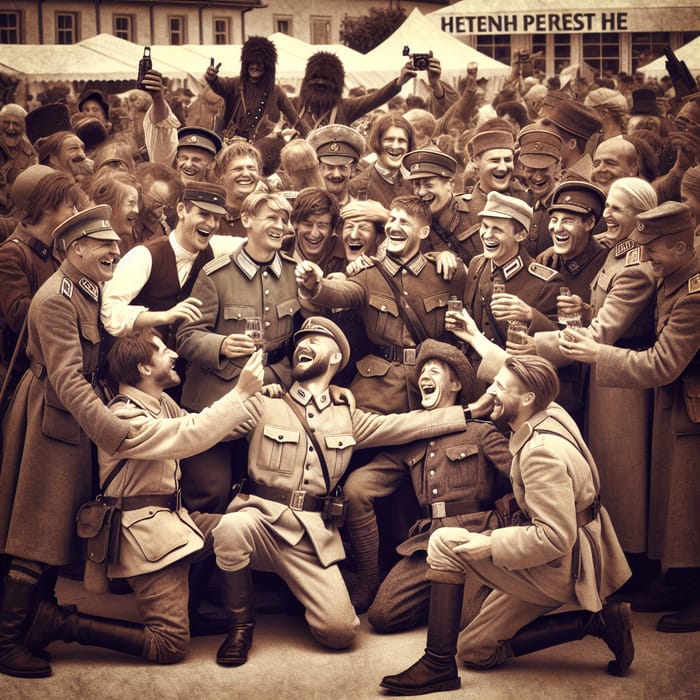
[[638, 36, 700, 81], [365, 8, 511, 94]]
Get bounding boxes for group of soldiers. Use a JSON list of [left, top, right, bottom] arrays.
[[0, 33, 698, 695]]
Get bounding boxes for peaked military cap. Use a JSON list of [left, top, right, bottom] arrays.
[[403, 148, 457, 180], [517, 125, 562, 168], [307, 124, 365, 165], [294, 316, 351, 371], [631, 201, 694, 245], [53, 204, 120, 250], [183, 181, 227, 215], [177, 126, 223, 156], [548, 181, 606, 222]]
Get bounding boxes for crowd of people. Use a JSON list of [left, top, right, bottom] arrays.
[[0, 33, 698, 695]]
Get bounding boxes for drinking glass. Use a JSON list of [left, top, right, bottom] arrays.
[[245, 317, 264, 350]]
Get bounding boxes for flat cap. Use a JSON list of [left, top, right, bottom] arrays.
[[548, 181, 606, 222], [630, 88, 661, 117], [631, 201, 694, 245], [11, 165, 56, 214], [53, 204, 120, 250], [307, 124, 365, 165], [403, 147, 457, 180], [183, 181, 227, 215], [177, 126, 222, 156], [294, 316, 351, 371], [543, 99, 602, 140], [469, 129, 515, 157], [415, 339, 476, 405], [517, 125, 562, 168], [78, 89, 110, 119], [478, 191, 533, 231], [25, 103, 73, 144]]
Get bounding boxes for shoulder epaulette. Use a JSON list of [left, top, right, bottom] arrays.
[[624, 248, 642, 267], [689, 273, 700, 295], [614, 239, 636, 258], [60, 276, 73, 299], [528, 262, 558, 281], [203, 255, 232, 275]]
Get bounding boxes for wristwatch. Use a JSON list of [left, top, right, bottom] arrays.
[[463, 406, 472, 421]]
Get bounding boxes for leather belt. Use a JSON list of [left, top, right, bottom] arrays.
[[372, 344, 417, 365], [421, 498, 495, 519], [101, 491, 181, 511], [240, 480, 325, 512]]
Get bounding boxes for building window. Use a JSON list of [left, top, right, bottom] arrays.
[[0, 11, 22, 44], [274, 16, 293, 35], [114, 15, 135, 42], [214, 17, 230, 45], [311, 16, 331, 44], [56, 12, 79, 45], [631, 32, 671, 72], [476, 35, 510, 66], [582, 33, 620, 77], [169, 16, 186, 45]]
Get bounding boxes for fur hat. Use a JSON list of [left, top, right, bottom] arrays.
[[241, 36, 277, 71], [304, 52, 345, 93], [415, 339, 476, 405]]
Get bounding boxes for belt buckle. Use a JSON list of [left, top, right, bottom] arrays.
[[289, 490, 306, 511], [431, 502, 447, 519], [403, 348, 416, 365]]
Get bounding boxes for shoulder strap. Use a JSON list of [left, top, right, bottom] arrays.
[[99, 458, 128, 496], [372, 259, 429, 344], [282, 393, 332, 494]]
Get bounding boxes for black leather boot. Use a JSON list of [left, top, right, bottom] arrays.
[[380, 581, 463, 695], [216, 567, 255, 667], [188, 558, 228, 637], [25, 599, 146, 657], [0, 576, 51, 678], [508, 602, 634, 677]]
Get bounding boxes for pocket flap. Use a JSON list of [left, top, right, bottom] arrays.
[[445, 444, 479, 462], [276, 297, 301, 319], [123, 509, 189, 562], [324, 434, 357, 450], [263, 424, 300, 444], [368, 292, 399, 317], [423, 291, 449, 313], [355, 354, 392, 378], [223, 304, 256, 321], [79, 321, 101, 344], [76, 501, 113, 539]]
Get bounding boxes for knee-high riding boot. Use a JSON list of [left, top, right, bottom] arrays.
[[216, 567, 255, 667], [507, 601, 634, 676], [346, 519, 381, 614], [25, 599, 146, 658], [380, 581, 463, 695]]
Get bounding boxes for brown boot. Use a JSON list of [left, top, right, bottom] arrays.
[[346, 520, 381, 614], [0, 575, 51, 678], [216, 567, 255, 667], [380, 581, 463, 695]]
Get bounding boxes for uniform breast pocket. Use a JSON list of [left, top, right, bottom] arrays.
[[224, 304, 256, 332], [595, 268, 612, 293], [368, 292, 399, 338], [422, 292, 448, 335], [79, 321, 101, 371], [445, 443, 480, 489], [259, 425, 300, 473], [324, 434, 357, 477]]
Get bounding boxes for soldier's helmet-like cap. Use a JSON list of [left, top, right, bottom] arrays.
[[52, 204, 120, 250]]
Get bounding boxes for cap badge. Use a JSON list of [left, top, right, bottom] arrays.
[[189, 136, 197, 143], [637, 221, 645, 231], [330, 142, 339, 152], [534, 141, 542, 151], [563, 195, 572, 202]]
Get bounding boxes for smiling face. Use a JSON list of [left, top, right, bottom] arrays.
[[70, 236, 121, 283], [292, 333, 340, 381], [0, 112, 25, 149], [341, 218, 378, 263], [295, 212, 333, 261], [318, 161, 353, 198], [176, 201, 222, 252], [51, 135, 92, 181], [412, 175, 454, 215], [475, 148, 514, 192], [521, 162, 558, 200], [641, 237, 687, 278], [489, 366, 529, 426], [384, 206, 429, 260], [242, 202, 290, 259], [418, 358, 461, 410], [548, 209, 594, 259], [591, 140, 638, 194], [80, 98, 109, 126], [377, 125, 410, 171], [176, 146, 214, 184], [479, 215, 523, 266], [110, 184, 140, 238], [602, 186, 638, 245], [146, 335, 181, 389], [220, 154, 259, 203]]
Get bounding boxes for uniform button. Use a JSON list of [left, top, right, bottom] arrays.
[[305, 465, 310, 470], [304, 480, 309, 485], [403, 290, 408, 295], [236, 313, 242, 319], [278, 435, 284, 440], [402, 269, 407, 275], [265, 306, 270, 312], [308, 412, 314, 418], [381, 305, 387, 311], [460, 452, 466, 458], [264, 321, 271, 327], [309, 445, 314, 452], [264, 289, 270, 295], [262, 270, 268, 277], [429, 452, 435, 458], [429, 470, 435, 477], [429, 440, 435, 447], [432, 488, 438, 495]]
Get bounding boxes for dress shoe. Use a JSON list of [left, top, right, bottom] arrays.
[[656, 600, 700, 633]]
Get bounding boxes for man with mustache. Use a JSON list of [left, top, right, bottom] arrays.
[[210, 316, 472, 665]]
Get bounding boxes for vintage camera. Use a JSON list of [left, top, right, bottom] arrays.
[[322, 492, 349, 527], [136, 46, 152, 90], [403, 45, 433, 71]]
